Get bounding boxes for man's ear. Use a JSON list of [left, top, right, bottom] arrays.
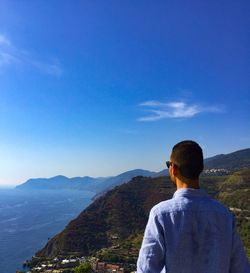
[[172, 164, 178, 176]]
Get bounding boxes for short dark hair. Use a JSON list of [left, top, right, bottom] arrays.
[[171, 140, 204, 179]]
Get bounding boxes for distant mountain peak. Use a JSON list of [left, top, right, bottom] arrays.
[[16, 148, 250, 191]]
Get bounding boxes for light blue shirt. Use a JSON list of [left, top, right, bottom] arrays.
[[137, 188, 249, 273]]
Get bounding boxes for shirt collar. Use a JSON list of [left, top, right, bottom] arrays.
[[173, 188, 208, 199]]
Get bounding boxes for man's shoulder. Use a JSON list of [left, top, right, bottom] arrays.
[[150, 198, 177, 215], [204, 197, 232, 215], [150, 195, 232, 218]]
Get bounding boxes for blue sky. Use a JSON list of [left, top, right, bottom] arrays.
[[0, 0, 249, 185]]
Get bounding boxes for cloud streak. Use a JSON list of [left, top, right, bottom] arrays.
[[0, 35, 11, 46], [0, 34, 62, 76], [138, 100, 223, 121]]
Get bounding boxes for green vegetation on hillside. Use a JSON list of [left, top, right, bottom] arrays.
[[216, 169, 250, 257], [35, 168, 250, 266], [74, 261, 93, 273]]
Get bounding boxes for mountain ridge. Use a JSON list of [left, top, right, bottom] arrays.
[[204, 148, 250, 169], [16, 169, 163, 193], [16, 148, 250, 193]]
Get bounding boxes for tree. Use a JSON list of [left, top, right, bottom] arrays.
[[74, 261, 92, 273]]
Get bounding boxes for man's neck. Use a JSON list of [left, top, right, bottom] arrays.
[[176, 178, 200, 190]]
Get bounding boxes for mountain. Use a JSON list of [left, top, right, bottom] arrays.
[[35, 176, 175, 258], [94, 169, 159, 193], [204, 148, 250, 170], [16, 169, 163, 193], [33, 169, 250, 262], [17, 148, 250, 193], [15, 175, 106, 191]]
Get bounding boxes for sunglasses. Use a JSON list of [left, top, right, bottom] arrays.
[[166, 161, 172, 168]]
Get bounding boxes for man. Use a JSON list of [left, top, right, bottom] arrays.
[[137, 140, 249, 273]]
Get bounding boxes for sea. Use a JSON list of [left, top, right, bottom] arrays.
[[0, 188, 95, 273]]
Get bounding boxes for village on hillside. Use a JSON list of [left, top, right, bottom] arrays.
[[17, 254, 137, 273]]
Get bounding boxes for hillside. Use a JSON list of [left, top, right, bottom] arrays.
[[35, 176, 175, 258], [204, 148, 250, 170], [34, 168, 250, 264]]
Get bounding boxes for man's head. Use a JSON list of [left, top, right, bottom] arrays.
[[168, 140, 204, 185]]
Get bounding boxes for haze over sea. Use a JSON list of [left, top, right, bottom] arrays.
[[0, 188, 94, 273]]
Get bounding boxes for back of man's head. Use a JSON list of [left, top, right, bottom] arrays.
[[171, 140, 204, 180]]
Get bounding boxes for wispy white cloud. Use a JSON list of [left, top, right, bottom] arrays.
[[0, 34, 11, 46], [0, 52, 18, 66], [138, 100, 223, 121], [29, 59, 63, 76], [0, 34, 62, 76]]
